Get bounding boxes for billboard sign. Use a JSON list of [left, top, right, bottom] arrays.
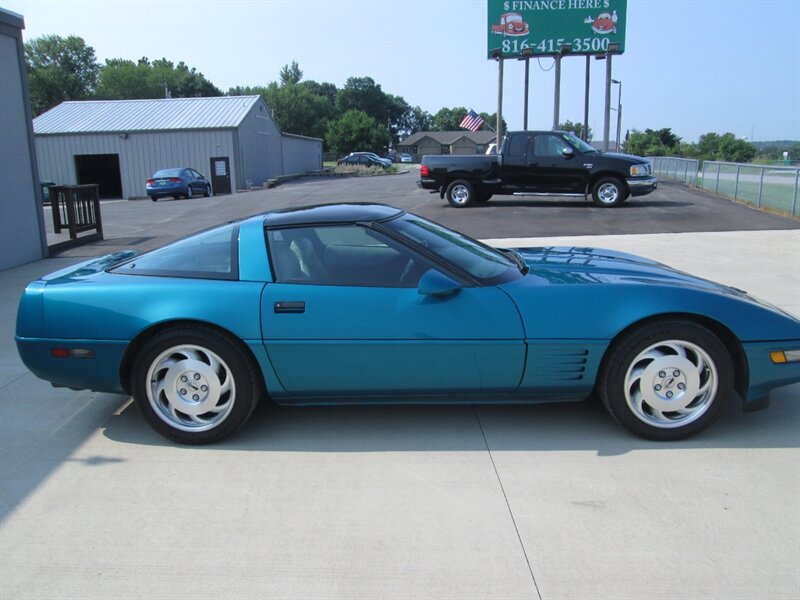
[[487, 0, 627, 58]]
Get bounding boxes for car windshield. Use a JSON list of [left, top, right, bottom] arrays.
[[153, 168, 184, 178], [561, 132, 598, 154], [383, 214, 519, 284]]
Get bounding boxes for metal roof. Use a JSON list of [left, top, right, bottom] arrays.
[[33, 96, 262, 135], [398, 131, 497, 146]]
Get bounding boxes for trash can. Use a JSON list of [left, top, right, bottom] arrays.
[[41, 181, 55, 203]]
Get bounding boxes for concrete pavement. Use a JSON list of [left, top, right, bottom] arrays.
[[1, 178, 799, 599]]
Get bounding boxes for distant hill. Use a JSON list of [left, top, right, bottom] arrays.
[[752, 140, 799, 149]]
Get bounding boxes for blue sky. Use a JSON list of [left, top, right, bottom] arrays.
[[6, 0, 799, 143]]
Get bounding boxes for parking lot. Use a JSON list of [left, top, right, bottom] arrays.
[[2, 173, 799, 599]]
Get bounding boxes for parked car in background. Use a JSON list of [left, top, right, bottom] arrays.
[[146, 168, 211, 201], [400, 153, 413, 163], [337, 153, 390, 168], [15, 203, 800, 444]]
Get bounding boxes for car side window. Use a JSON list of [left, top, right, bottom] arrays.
[[533, 134, 570, 157], [110, 223, 238, 280], [267, 225, 431, 288]]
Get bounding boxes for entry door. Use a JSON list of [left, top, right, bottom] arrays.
[[209, 157, 231, 195]]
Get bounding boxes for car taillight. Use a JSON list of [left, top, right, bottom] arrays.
[[146, 179, 155, 185], [169, 177, 182, 183], [420, 165, 430, 177]]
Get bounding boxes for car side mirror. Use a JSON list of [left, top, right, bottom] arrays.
[[418, 269, 461, 298], [562, 147, 575, 158]]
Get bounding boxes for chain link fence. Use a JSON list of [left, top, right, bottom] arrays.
[[651, 157, 799, 217]]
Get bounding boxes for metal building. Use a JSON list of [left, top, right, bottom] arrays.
[[0, 8, 47, 270], [33, 96, 322, 199]]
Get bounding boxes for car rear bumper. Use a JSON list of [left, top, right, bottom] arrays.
[[627, 176, 658, 196]]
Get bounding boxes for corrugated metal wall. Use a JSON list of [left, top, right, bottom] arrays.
[[35, 129, 236, 199], [282, 134, 323, 175], [0, 12, 47, 269], [236, 101, 283, 188]]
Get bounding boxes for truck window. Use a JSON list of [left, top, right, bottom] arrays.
[[533, 134, 570, 157], [507, 134, 528, 157]]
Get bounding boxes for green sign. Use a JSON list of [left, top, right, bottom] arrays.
[[487, 0, 627, 58]]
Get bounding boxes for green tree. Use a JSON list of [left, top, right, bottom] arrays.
[[326, 109, 386, 155], [279, 61, 303, 86], [25, 34, 100, 115], [336, 76, 388, 124], [265, 82, 335, 140], [97, 57, 221, 99], [559, 120, 592, 141], [623, 128, 681, 156], [698, 132, 756, 163]]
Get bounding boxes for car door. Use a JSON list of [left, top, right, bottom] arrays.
[[260, 224, 526, 398], [526, 133, 588, 193]]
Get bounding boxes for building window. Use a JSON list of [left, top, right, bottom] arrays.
[[441, 145, 450, 155]]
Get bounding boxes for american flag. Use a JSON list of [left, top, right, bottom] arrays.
[[459, 110, 485, 132]]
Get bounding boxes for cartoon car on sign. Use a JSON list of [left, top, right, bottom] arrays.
[[585, 10, 618, 34], [491, 13, 529, 36]]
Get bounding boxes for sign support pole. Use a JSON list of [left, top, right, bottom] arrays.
[[553, 54, 561, 130], [523, 57, 530, 130], [603, 51, 612, 151], [496, 56, 504, 145], [583, 55, 591, 141]]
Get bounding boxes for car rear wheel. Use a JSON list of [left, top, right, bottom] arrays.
[[598, 320, 733, 440], [186, 186, 193, 199], [151, 196, 158, 202], [446, 180, 475, 208], [131, 327, 262, 444], [591, 177, 627, 207]]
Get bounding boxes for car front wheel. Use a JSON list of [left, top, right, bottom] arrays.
[[598, 320, 733, 440], [131, 327, 262, 444], [591, 177, 627, 207], [446, 180, 475, 208], [204, 184, 211, 197]]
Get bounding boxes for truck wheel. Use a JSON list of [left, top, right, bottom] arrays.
[[591, 177, 627, 207], [446, 180, 475, 208], [475, 193, 492, 203]]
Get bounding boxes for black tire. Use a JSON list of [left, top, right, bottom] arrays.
[[151, 196, 158, 202], [598, 320, 733, 441], [186, 186, 193, 199], [475, 192, 492, 203], [591, 176, 627, 207], [204, 184, 211, 197], [131, 326, 263, 444], [446, 179, 475, 208]]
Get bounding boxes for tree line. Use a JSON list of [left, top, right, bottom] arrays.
[[24, 35, 502, 155], [25, 35, 796, 162]]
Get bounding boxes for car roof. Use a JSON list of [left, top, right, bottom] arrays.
[[263, 203, 404, 228]]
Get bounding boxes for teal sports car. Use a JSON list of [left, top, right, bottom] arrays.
[[16, 204, 800, 444]]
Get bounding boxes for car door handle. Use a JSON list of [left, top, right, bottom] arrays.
[[274, 301, 305, 314]]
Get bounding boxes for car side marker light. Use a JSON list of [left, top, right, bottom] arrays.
[[770, 350, 800, 364], [51, 348, 96, 359]]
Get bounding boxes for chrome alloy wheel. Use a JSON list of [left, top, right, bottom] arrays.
[[596, 182, 620, 204], [146, 344, 236, 432], [623, 339, 718, 429], [450, 184, 471, 206]]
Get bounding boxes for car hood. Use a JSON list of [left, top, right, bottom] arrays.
[[599, 151, 649, 165], [516, 246, 742, 295], [502, 246, 800, 341]]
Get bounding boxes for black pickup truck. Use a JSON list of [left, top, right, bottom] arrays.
[[418, 130, 657, 207]]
